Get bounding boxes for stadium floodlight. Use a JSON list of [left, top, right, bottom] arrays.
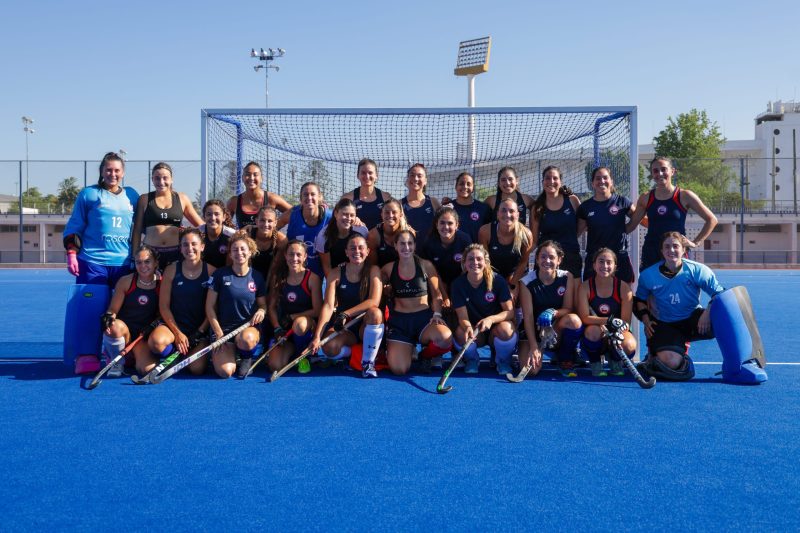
[[119, 148, 127, 160], [454, 37, 491, 165], [250, 46, 285, 108]]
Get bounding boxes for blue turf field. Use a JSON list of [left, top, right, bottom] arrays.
[[0, 270, 798, 530]]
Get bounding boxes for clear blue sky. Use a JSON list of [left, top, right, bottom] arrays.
[[1, 0, 798, 164]]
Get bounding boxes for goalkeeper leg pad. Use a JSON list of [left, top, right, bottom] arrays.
[[710, 286, 767, 384]]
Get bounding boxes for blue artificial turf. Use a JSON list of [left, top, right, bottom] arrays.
[[0, 269, 798, 530]]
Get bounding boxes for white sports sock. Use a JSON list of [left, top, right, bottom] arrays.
[[362, 324, 384, 363], [332, 345, 352, 360], [493, 332, 518, 366], [102, 335, 126, 360]]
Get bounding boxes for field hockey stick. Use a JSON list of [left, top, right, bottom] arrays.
[[243, 330, 293, 379], [607, 333, 656, 389], [436, 331, 478, 394], [270, 312, 365, 383], [86, 318, 161, 390], [507, 325, 556, 383], [130, 350, 182, 385], [149, 321, 251, 384]]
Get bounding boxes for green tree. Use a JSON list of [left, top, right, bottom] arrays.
[[57, 177, 80, 212], [652, 109, 737, 209]]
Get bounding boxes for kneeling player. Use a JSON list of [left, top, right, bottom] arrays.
[[634, 232, 723, 381], [310, 234, 384, 377], [577, 248, 637, 377], [450, 244, 516, 374]]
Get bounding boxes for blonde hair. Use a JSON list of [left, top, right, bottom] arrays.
[[461, 244, 494, 291], [382, 198, 410, 233], [498, 198, 530, 255]]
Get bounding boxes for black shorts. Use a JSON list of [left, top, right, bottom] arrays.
[[387, 308, 433, 345], [648, 308, 714, 355], [321, 320, 362, 342], [559, 251, 583, 279]]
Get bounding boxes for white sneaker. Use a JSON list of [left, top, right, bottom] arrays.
[[107, 359, 124, 378]]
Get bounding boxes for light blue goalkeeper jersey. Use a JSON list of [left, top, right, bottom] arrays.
[[635, 258, 724, 323]]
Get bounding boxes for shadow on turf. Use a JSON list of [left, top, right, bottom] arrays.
[[0, 361, 74, 381]]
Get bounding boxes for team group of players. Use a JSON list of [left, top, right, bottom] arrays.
[[64, 151, 725, 382]]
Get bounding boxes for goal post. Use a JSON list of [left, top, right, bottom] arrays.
[[200, 105, 638, 253]]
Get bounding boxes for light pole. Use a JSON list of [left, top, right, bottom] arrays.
[[250, 48, 285, 191], [22, 116, 34, 193], [454, 37, 491, 170]]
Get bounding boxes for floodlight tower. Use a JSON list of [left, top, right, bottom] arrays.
[[250, 48, 285, 191], [454, 37, 491, 165], [22, 116, 34, 193]]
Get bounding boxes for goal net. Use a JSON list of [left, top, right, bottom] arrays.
[[201, 107, 637, 209]]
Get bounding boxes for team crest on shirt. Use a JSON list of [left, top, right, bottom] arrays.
[[609, 205, 619, 215], [454, 253, 463, 263], [138, 295, 149, 305], [219, 245, 227, 254], [248, 281, 256, 293], [657, 206, 667, 215], [287, 291, 297, 301], [599, 303, 610, 315], [484, 291, 496, 303], [470, 211, 480, 221], [557, 286, 566, 296]]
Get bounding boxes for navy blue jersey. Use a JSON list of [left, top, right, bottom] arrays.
[[643, 187, 687, 248], [286, 206, 332, 278], [577, 193, 632, 256], [210, 266, 267, 333], [234, 193, 267, 229], [314, 226, 369, 270], [402, 196, 435, 249], [375, 224, 399, 267], [336, 264, 362, 313], [537, 197, 580, 254], [587, 275, 622, 319], [203, 233, 230, 269], [452, 200, 492, 242], [525, 270, 569, 317], [249, 228, 278, 282], [488, 223, 523, 279], [280, 270, 313, 317], [117, 274, 160, 337], [390, 258, 428, 299], [420, 230, 472, 287], [170, 261, 210, 334], [353, 187, 385, 230], [451, 272, 511, 324], [491, 191, 528, 225]]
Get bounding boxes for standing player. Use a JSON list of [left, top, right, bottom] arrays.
[[200, 200, 236, 268], [484, 166, 535, 225], [478, 197, 533, 291], [131, 162, 204, 271], [381, 230, 452, 375], [101, 245, 161, 377], [576, 166, 637, 283], [315, 198, 369, 277], [277, 182, 332, 279], [267, 240, 323, 374], [367, 199, 413, 267], [530, 165, 582, 278], [250, 206, 287, 283], [450, 244, 516, 374], [63, 151, 139, 286], [627, 156, 718, 271], [147, 229, 215, 376], [341, 158, 392, 230], [576, 248, 637, 377], [401, 163, 441, 250], [634, 232, 723, 380], [226, 161, 291, 229], [448, 171, 492, 241], [518, 240, 583, 377], [206, 232, 268, 379], [310, 233, 384, 377]]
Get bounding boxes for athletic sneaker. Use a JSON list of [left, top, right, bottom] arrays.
[[590, 362, 607, 377], [560, 361, 577, 378], [297, 358, 311, 374], [497, 361, 513, 376], [236, 358, 252, 379], [431, 356, 443, 370], [609, 360, 625, 377], [107, 359, 124, 378], [464, 358, 480, 374], [362, 361, 377, 378]]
